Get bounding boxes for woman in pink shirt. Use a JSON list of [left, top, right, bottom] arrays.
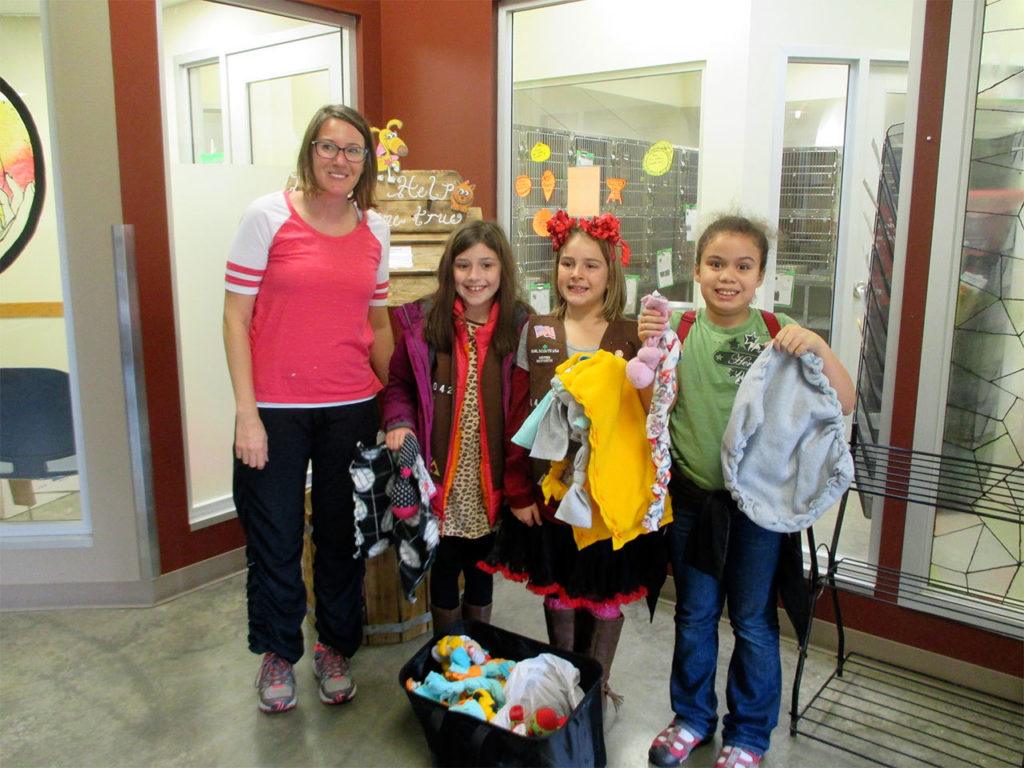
[[223, 105, 393, 714]]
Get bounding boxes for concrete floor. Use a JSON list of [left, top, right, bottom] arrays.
[[0, 572, 1007, 768]]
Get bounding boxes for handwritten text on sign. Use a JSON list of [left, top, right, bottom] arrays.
[[384, 174, 456, 202]]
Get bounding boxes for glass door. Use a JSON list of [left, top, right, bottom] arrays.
[[0, 4, 86, 536], [160, 1, 351, 529]]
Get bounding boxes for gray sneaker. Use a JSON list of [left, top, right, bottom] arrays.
[[255, 652, 296, 714], [313, 642, 356, 704]]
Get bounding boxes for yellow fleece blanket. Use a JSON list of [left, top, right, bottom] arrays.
[[543, 351, 672, 550]]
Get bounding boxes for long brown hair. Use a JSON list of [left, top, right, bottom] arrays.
[[424, 220, 527, 357], [295, 104, 376, 211], [551, 231, 627, 321]]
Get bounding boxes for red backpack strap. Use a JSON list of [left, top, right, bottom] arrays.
[[759, 310, 781, 338], [676, 310, 697, 344]]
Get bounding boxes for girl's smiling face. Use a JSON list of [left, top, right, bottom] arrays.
[[453, 242, 501, 321], [695, 232, 765, 328], [556, 233, 609, 314]]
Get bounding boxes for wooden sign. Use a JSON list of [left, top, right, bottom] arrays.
[[375, 170, 478, 234], [376, 169, 482, 305]]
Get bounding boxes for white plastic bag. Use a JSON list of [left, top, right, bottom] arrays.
[[491, 653, 584, 731]]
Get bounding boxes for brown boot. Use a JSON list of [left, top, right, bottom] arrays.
[[587, 614, 625, 711], [543, 605, 575, 650], [431, 604, 462, 636], [572, 609, 594, 655], [461, 602, 492, 625]]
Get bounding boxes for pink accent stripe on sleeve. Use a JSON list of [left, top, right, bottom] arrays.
[[226, 261, 265, 277], [226, 275, 262, 288]]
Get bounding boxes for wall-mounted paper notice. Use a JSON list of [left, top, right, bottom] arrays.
[[625, 275, 640, 316], [684, 207, 698, 242], [566, 166, 601, 217], [656, 248, 674, 288], [390, 245, 414, 269], [774, 269, 795, 307], [529, 283, 551, 315]]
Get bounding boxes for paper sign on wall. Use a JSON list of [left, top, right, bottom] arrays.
[[532, 208, 554, 237], [656, 248, 674, 288], [606, 178, 626, 204], [530, 283, 552, 315], [774, 269, 795, 308], [541, 169, 556, 202], [390, 245, 414, 269], [643, 141, 674, 177], [625, 275, 640, 316], [566, 166, 601, 217], [684, 206, 698, 242], [530, 142, 551, 162]]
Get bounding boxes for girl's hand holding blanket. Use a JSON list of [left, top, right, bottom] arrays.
[[386, 426, 413, 452], [638, 306, 668, 342]]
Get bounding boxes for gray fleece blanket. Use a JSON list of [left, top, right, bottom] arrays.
[[721, 346, 853, 533]]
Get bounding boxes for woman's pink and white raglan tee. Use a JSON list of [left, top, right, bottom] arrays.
[[225, 190, 390, 406]]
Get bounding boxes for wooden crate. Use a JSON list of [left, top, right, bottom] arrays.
[[301, 491, 431, 644], [362, 546, 431, 645]]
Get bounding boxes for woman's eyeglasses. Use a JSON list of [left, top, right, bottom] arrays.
[[311, 140, 368, 162]]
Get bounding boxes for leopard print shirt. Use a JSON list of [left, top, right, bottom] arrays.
[[441, 322, 491, 539]]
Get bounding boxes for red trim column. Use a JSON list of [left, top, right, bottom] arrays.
[[877, 0, 952, 579]]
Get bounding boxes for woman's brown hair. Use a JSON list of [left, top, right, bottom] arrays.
[[295, 104, 376, 211]]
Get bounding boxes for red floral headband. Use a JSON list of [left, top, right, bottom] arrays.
[[546, 210, 632, 266]]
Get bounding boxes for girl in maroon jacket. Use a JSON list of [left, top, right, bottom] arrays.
[[381, 220, 531, 635]]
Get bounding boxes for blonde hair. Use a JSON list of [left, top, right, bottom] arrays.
[[551, 230, 626, 321]]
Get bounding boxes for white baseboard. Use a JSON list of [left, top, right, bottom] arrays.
[[0, 547, 246, 611]]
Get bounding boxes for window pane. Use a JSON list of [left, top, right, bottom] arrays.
[[932, 2, 1024, 605], [0, 8, 83, 528], [776, 62, 849, 346], [510, 64, 702, 312], [248, 69, 330, 166], [188, 62, 223, 164]]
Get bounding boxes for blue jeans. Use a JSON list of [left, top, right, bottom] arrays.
[[668, 497, 783, 756]]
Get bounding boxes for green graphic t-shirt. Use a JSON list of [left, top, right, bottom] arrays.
[[668, 307, 794, 491]]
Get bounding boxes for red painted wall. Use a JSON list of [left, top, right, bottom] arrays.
[[377, 0, 498, 218]]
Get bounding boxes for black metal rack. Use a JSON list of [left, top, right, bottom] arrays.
[[787, 120, 1023, 763], [510, 124, 699, 308], [789, 422, 1024, 766]]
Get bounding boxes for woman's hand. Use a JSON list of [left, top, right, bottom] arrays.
[[386, 427, 413, 452], [510, 503, 542, 526], [771, 324, 827, 358], [234, 411, 268, 469], [638, 307, 668, 342]]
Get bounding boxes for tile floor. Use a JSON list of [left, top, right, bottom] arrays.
[[0, 571, 1019, 768]]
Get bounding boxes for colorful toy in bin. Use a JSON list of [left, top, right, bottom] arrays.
[[509, 705, 569, 736]]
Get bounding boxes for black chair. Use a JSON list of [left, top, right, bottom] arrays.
[[0, 367, 77, 480]]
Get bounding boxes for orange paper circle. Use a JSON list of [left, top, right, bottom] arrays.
[[532, 208, 554, 237], [514, 175, 532, 197]]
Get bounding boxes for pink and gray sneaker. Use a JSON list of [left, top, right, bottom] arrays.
[[313, 642, 357, 705], [255, 652, 296, 714]]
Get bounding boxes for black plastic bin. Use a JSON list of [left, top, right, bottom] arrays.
[[398, 619, 606, 767]]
